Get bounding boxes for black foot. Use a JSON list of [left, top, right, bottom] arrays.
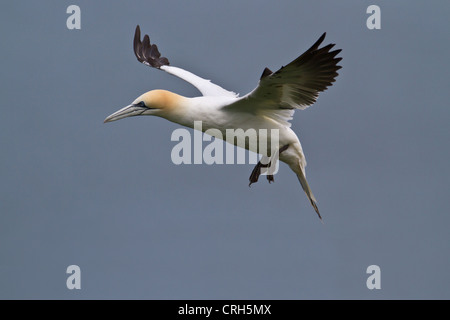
[[249, 161, 272, 186], [248, 145, 289, 186], [249, 162, 262, 187]]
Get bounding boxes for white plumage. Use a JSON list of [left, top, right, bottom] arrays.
[[104, 25, 342, 220]]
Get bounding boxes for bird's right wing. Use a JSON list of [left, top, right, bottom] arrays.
[[222, 33, 342, 124], [133, 25, 237, 98]]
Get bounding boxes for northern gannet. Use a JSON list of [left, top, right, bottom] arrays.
[[105, 26, 342, 220]]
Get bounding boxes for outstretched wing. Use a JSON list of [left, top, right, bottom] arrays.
[[223, 33, 342, 123], [133, 25, 237, 98]]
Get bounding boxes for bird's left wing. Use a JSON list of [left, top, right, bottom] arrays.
[[133, 25, 237, 98], [223, 33, 342, 125]]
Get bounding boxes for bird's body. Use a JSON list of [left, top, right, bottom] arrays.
[[105, 26, 342, 220], [139, 90, 298, 154]]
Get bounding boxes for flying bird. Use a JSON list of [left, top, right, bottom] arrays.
[[105, 25, 342, 220]]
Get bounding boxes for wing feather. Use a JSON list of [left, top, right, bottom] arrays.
[[133, 25, 237, 98], [224, 33, 342, 119]]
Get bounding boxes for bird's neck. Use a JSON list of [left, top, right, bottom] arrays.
[[158, 95, 230, 131]]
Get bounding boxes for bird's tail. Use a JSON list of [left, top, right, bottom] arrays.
[[296, 167, 322, 221]]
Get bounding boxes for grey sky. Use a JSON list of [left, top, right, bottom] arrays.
[[1, 1, 449, 299]]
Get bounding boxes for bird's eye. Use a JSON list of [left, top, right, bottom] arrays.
[[136, 101, 147, 108]]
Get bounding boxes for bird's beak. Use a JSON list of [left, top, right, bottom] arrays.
[[104, 104, 148, 123]]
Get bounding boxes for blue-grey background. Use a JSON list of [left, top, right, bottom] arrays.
[[1, 1, 449, 299]]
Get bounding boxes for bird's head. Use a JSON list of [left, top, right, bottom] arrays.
[[104, 89, 181, 123]]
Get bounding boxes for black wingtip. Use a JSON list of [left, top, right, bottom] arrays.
[[133, 25, 170, 68], [320, 32, 326, 41], [134, 25, 140, 57], [314, 33, 327, 49]]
